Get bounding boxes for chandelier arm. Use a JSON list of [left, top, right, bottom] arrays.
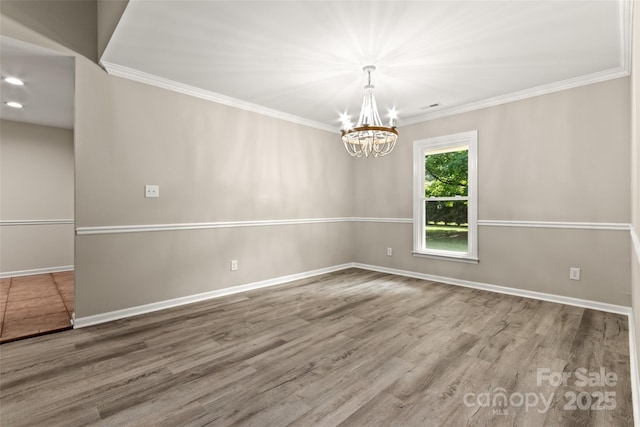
[[340, 65, 398, 158], [346, 125, 398, 135]]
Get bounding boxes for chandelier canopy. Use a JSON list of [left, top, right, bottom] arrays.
[[341, 65, 398, 158]]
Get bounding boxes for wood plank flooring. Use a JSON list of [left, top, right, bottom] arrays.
[[0, 268, 633, 426], [0, 272, 73, 343]]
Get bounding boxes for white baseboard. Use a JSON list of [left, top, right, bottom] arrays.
[[72, 260, 639, 414], [353, 263, 638, 416], [0, 265, 74, 279], [75, 261, 631, 324], [629, 312, 640, 427], [73, 263, 352, 328], [352, 263, 632, 315]]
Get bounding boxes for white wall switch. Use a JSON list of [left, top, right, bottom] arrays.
[[230, 260, 238, 271], [386, 247, 393, 256], [569, 267, 581, 281], [145, 185, 159, 198]]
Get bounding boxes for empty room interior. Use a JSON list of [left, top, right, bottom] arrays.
[[1, 1, 639, 425]]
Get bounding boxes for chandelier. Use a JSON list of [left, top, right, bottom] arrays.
[[341, 65, 398, 158]]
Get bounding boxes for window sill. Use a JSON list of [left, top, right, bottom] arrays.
[[412, 251, 479, 264]]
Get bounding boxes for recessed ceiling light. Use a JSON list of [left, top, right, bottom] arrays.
[[6, 101, 24, 108], [4, 77, 24, 86]]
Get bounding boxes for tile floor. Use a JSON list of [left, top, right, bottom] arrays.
[[0, 271, 74, 343]]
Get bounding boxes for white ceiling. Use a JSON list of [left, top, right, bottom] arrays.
[[101, 0, 631, 131], [0, 37, 75, 130], [7, 1, 627, 133]]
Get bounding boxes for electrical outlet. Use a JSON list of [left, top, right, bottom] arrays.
[[569, 267, 581, 281], [145, 185, 159, 198], [230, 260, 238, 271], [386, 247, 393, 256]]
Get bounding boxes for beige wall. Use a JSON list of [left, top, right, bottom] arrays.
[[0, 120, 74, 274], [0, 7, 633, 321], [74, 74, 352, 227], [630, 0, 640, 400], [0, 0, 97, 61], [72, 62, 354, 316], [354, 78, 630, 222], [353, 78, 631, 306], [1, 13, 355, 318], [97, 0, 127, 59], [75, 223, 353, 315]]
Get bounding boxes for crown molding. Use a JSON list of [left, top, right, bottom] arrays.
[[402, 0, 632, 126], [400, 67, 630, 126], [619, 0, 633, 73], [101, 0, 631, 133], [102, 59, 629, 132], [99, 61, 337, 133]]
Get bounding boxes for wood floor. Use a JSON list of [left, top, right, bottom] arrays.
[[0, 272, 74, 343], [0, 269, 633, 426]]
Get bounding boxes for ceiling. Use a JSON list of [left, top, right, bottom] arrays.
[[101, 0, 631, 132], [1, 1, 630, 133], [0, 36, 75, 130]]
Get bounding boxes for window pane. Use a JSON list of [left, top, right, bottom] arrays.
[[424, 149, 468, 197], [425, 200, 468, 253]]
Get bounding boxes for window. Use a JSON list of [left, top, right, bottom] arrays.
[[413, 130, 478, 262]]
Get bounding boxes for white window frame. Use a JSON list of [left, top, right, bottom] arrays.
[[412, 130, 478, 263]]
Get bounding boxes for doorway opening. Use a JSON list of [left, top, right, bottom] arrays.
[[0, 36, 75, 343]]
